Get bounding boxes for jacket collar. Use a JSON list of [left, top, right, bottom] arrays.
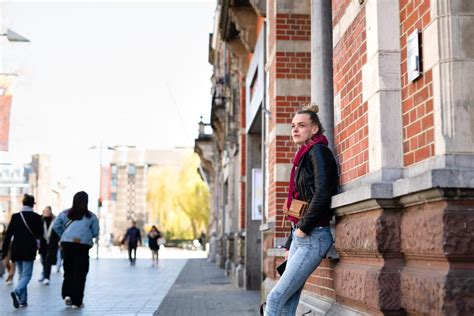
[[20, 206, 34, 212]]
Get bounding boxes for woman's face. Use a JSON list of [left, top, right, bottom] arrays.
[[291, 113, 319, 145], [43, 208, 52, 217]]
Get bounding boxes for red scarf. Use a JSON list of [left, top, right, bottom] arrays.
[[286, 134, 328, 213]]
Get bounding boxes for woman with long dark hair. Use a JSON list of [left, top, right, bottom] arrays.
[[53, 191, 99, 309], [264, 103, 338, 315], [147, 225, 161, 267]]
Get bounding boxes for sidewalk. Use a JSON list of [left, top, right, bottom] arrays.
[[155, 258, 260, 316], [0, 246, 202, 315]]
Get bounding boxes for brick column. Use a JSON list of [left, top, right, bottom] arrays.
[[331, 0, 406, 314], [423, 0, 474, 157], [329, 1, 474, 314], [262, 0, 311, 295], [396, 1, 474, 314]]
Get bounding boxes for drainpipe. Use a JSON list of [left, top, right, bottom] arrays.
[[311, 0, 334, 149]]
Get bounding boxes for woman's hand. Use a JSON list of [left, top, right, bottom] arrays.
[[295, 228, 307, 238]]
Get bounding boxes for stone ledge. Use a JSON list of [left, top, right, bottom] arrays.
[[298, 291, 367, 316], [393, 168, 474, 198], [260, 221, 274, 232], [332, 182, 393, 212], [276, 40, 311, 53], [276, 0, 310, 14], [332, 155, 474, 212], [266, 247, 286, 257]]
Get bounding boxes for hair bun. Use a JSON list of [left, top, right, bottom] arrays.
[[302, 102, 319, 113]]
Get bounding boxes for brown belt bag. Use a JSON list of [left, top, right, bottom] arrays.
[[283, 198, 308, 220]]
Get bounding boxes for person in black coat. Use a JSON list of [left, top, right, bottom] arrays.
[[38, 206, 56, 285], [1, 194, 43, 309], [147, 225, 161, 267], [122, 220, 142, 266]]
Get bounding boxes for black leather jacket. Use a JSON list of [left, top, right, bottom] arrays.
[[285, 143, 338, 249]]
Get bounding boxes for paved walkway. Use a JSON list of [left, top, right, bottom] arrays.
[[155, 258, 260, 316], [0, 246, 202, 315]]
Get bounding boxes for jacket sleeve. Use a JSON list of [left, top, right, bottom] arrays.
[[91, 215, 100, 238], [297, 146, 334, 235], [122, 229, 129, 243], [53, 213, 66, 237]]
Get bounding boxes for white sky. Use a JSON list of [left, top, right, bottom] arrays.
[[2, 0, 215, 203]]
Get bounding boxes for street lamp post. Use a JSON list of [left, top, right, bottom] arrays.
[[89, 143, 114, 259]]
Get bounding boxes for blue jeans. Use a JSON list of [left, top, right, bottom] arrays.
[[265, 226, 333, 316], [14, 261, 34, 305]]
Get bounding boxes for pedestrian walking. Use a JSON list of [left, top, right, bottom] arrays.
[[198, 230, 206, 251], [1, 194, 43, 309], [121, 220, 141, 266], [147, 226, 161, 267], [38, 206, 55, 285], [1, 223, 16, 285], [53, 191, 99, 309], [264, 103, 338, 316]]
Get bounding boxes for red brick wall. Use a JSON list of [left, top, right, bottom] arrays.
[[0, 96, 12, 151], [304, 259, 336, 299], [332, 0, 351, 27], [333, 8, 368, 185], [271, 95, 308, 238], [276, 52, 311, 79], [400, 0, 434, 166], [266, 3, 310, 236], [276, 13, 311, 41]]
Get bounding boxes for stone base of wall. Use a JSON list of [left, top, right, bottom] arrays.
[[298, 292, 367, 316], [262, 280, 368, 315], [333, 184, 474, 315], [236, 264, 245, 288], [215, 254, 225, 269], [225, 258, 234, 276]]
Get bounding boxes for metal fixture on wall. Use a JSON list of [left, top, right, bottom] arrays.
[[0, 29, 30, 42]]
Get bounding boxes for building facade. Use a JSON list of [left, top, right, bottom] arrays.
[[103, 147, 192, 243], [197, 0, 474, 314], [0, 163, 29, 226], [0, 1, 30, 154]]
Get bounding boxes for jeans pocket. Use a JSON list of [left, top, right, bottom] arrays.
[[295, 235, 311, 247]]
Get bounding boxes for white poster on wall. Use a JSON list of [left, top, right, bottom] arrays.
[[252, 168, 263, 220]]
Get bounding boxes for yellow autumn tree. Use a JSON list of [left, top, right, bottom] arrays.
[[146, 153, 209, 240]]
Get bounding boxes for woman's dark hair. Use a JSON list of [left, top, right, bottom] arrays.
[[150, 225, 158, 232], [296, 102, 325, 135], [67, 191, 91, 220]]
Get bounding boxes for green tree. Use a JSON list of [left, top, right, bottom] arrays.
[[146, 153, 209, 240], [175, 154, 210, 238]]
